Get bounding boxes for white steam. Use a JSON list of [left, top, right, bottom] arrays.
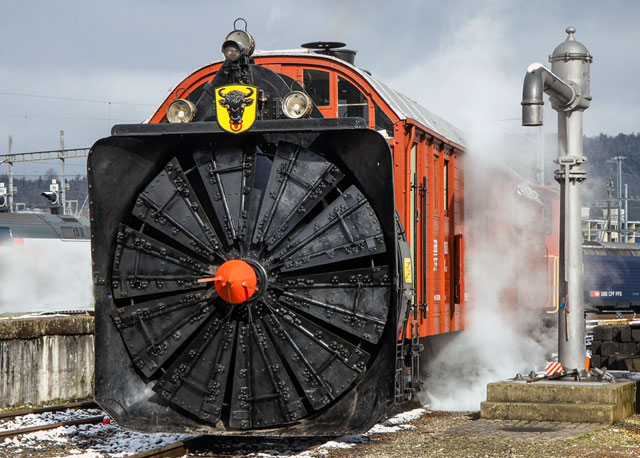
[[0, 240, 93, 314], [394, 6, 557, 410], [424, 157, 555, 411]]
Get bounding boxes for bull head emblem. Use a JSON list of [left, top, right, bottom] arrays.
[[216, 86, 256, 133]]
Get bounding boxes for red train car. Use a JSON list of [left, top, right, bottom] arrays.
[[89, 22, 466, 436], [148, 43, 467, 339]]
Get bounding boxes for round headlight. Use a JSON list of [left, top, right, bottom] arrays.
[[222, 29, 255, 56], [222, 41, 241, 61], [281, 92, 313, 119], [167, 99, 196, 123]]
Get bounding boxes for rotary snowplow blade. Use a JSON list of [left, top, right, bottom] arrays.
[[89, 121, 402, 436]]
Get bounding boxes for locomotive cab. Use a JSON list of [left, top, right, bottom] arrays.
[[89, 20, 416, 435]]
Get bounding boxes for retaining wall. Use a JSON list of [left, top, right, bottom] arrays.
[[0, 315, 94, 407]]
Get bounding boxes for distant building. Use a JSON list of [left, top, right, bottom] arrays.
[[582, 207, 639, 243]]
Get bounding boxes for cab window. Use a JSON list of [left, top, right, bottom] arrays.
[[303, 70, 330, 106], [374, 104, 394, 138], [338, 77, 369, 122]]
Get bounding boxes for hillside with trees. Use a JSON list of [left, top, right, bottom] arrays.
[[0, 170, 88, 214], [0, 133, 638, 219]]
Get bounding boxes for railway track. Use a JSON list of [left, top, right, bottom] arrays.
[[130, 437, 204, 458], [0, 415, 106, 440], [0, 401, 197, 456], [0, 401, 424, 456], [0, 400, 104, 441], [129, 435, 332, 457], [0, 400, 98, 421]]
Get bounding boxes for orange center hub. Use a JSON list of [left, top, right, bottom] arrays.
[[210, 260, 258, 304]]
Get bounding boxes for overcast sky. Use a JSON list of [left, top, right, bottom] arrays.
[[0, 0, 638, 176]]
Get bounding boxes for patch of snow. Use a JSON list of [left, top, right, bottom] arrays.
[[0, 406, 428, 457], [382, 408, 426, 426], [318, 440, 355, 450], [337, 434, 368, 444], [0, 408, 191, 457], [314, 408, 426, 455], [0, 409, 103, 432]]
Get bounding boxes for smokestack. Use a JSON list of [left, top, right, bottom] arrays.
[[301, 41, 357, 64]]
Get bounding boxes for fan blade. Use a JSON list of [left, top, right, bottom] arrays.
[[228, 319, 307, 429], [154, 313, 236, 424], [112, 291, 216, 377], [112, 224, 210, 299], [133, 157, 223, 262], [194, 143, 256, 248], [252, 142, 344, 250], [262, 305, 369, 410], [270, 185, 386, 272], [277, 266, 391, 343]]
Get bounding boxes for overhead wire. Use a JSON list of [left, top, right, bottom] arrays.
[[0, 113, 141, 122], [0, 90, 156, 106]]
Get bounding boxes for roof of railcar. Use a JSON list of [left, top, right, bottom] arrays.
[[253, 49, 467, 148]]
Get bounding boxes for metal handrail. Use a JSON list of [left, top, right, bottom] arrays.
[[546, 254, 560, 314]]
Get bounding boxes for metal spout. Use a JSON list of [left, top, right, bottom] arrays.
[[521, 63, 576, 126], [522, 69, 544, 126]]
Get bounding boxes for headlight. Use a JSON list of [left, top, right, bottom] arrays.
[[167, 99, 196, 123], [281, 91, 313, 119], [221, 29, 255, 61], [222, 41, 241, 61]]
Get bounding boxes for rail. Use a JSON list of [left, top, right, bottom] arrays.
[[130, 437, 204, 458], [0, 400, 102, 440], [0, 416, 105, 440], [0, 400, 98, 420]]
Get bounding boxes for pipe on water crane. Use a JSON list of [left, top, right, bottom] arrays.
[[522, 64, 576, 126]]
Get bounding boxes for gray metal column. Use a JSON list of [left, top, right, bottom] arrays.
[[59, 130, 66, 216], [624, 184, 629, 242], [522, 27, 592, 372], [615, 156, 624, 240], [556, 109, 587, 371], [7, 135, 13, 213]]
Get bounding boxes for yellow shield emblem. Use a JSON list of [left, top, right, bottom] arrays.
[[215, 85, 258, 134]]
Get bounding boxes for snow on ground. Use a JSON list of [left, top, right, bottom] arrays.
[[0, 407, 428, 457], [313, 408, 426, 456], [0, 408, 103, 432], [0, 409, 192, 457]]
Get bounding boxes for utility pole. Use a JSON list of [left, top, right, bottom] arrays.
[[7, 136, 13, 213], [624, 184, 629, 242], [522, 27, 592, 372], [608, 156, 626, 242], [59, 130, 66, 215], [606, 180, 614, 242]]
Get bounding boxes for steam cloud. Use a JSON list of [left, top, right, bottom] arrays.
[[0, 240, 93, 314], [423, 154, 555, 411], [387, 7, 557, 411]]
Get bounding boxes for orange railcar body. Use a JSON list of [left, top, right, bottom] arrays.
[[148, 54, 467, 338]]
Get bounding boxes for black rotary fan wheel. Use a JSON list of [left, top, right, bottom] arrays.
[[106, 135, 394, 430]]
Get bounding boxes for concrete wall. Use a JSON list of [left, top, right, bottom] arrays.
[[0, 315, 94, 407]]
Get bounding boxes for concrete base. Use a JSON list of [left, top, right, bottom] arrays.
[[0, 314, 94, 407], [480, 380, 636, 424]]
